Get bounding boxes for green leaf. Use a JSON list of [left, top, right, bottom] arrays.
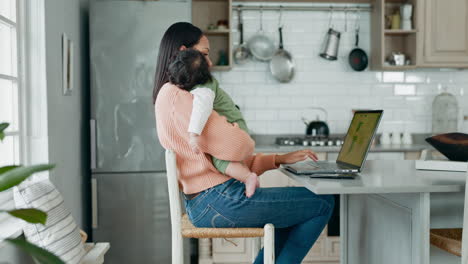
[[0, 164, 55, 192], [6, 238, 65, 264], [0, 123, 8, 141], [0, 165, 20, 175], [8, 209, 47, 225]]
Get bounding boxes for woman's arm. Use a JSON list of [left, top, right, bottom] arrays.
[[243, 149, 319, 176]]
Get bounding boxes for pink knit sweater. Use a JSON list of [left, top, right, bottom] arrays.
[[155, 83, 278, 194]]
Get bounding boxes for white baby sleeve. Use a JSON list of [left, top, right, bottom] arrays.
[[189, 87, 216, 135]]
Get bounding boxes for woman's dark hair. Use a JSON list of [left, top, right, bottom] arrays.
[[153, 22, 203, 103], [168, 49, 212, 92]]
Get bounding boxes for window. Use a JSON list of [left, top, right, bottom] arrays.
[[0, 0, 21, 167]]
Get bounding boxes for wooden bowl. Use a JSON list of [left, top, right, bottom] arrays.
[[425, 133, 468, 161]]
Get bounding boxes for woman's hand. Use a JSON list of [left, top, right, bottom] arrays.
[[275, 149, 319, 166]]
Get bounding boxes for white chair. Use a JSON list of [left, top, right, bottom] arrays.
[[165, 149, 275, 264], [430, 164, 468, 263]]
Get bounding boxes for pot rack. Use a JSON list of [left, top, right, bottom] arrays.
[[232, 4, 372, 12]]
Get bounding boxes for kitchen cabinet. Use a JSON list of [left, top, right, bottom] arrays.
[[192, 0, 232, 71], [371, 0, 420, 70], [372, 0, 468, 69], [418, 0, 468, 67]]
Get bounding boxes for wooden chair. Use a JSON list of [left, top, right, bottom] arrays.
[[165, 149, 275, 264], [429, 164, 468, 263]]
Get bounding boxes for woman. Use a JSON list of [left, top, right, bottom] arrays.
[[154, 22, 334, 264]]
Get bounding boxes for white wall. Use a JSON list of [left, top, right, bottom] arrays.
[[44, 0, 90, 229], [213, 3, 468, 135]]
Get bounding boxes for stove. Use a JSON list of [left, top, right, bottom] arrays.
[[275, 136, 344, 147]]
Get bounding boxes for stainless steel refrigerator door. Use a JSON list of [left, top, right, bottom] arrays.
[[92, 172, 189, 263], [90, 1, 190, 172]]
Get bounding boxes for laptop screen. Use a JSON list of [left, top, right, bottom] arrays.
[[337, 110, 383, 168]]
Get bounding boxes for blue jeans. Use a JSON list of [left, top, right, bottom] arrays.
[[184, 178, 335, 264]]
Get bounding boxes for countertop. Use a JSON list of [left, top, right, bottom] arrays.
[[279, 160, 466, 194], [255, 144, 429, 153], [252, 134, 432, 153]]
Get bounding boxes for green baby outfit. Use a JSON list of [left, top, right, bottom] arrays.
[[194, 78, 249, 174]]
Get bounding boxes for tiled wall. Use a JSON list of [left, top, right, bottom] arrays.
[[211, 3, 468, 135]]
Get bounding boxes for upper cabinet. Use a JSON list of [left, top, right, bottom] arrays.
[[419, 0, 468, 67], [371, 0, 420, 70], [192, 0, 232, 71], [372, 0, 468, 69]]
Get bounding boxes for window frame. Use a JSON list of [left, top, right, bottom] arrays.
[[0, 0, 49, 243]]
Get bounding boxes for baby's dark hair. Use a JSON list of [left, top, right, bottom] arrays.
[[168, 49, 212, 91]]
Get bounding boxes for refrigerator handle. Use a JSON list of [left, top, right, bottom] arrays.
[[90, 119, 97, 170], [91, 178, 98, 229]]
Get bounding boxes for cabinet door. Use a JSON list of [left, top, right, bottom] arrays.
[[423, 0, 468, 65], [212, 238, 254, 263]]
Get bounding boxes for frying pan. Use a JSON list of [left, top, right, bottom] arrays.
[[247, 7, 276, 61], [270, 26, 294, 82], [348, 11, 368, 71], [233, 8, 250, 64]]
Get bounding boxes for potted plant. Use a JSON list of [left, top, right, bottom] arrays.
[[0, 122, 64, 264]]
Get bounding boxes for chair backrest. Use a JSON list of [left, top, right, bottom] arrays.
[[165, 149, 184, 264], [165, 149, 182, 222], [462, 166, 468, 264]]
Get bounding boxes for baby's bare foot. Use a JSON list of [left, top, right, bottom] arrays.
[[244, 173, 259, 198]]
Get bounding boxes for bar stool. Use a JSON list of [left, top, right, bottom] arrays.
[[165, 149, 275, 264]]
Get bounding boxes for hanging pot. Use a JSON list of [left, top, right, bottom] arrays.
[[320, 7, 341, 61]]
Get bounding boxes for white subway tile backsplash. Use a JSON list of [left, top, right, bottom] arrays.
[[256, 110, 279, 121], [405, 72, 427, 83], [383, 72, 405, 83], [394, 84, 416, 96], [220, 7, 468, 134]]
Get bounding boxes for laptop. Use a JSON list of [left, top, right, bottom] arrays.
[[284, 110, 383, 177]]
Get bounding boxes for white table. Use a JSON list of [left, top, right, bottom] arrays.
[[280, 160, 466, 264]]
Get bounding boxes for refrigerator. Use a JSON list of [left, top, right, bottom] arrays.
[[89, 1, 191, 263]]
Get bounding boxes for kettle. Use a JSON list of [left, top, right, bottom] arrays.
[[302, 107, 330, 137]]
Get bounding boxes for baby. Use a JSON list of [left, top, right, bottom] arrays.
[[168, 49, 259, 198]]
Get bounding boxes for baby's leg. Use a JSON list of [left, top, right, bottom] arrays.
[[225, 162, 259, 198]]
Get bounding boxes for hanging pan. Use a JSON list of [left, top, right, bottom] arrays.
[[348, 9, 368, 71], [270, 8, 294, 82], [233, 7, 250, 64], [247, 6, 276, 61]]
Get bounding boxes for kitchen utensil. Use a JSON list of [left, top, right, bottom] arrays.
[[388, 52, 406, 65], [432, 89, 459, 134], [348, 9, 368, 71], [320, 8, 341, 61], [270, 8, 294, 83], [247, 6, 276, 61], [400, 4, 413, 30], [402, 132, 413, 145], [425, 133, 468, 162], [302, 107, 330, 137], [391, 10, 401, 29], [391, 131, 402, 145], [233, 7, 251, 64], [380, 132, 391, 145]]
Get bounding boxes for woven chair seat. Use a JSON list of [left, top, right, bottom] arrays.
[[430, 228, 462, 257], [181, 214, 265, 238]]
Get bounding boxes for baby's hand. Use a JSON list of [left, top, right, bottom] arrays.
[[189, 133, 201, 154]]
